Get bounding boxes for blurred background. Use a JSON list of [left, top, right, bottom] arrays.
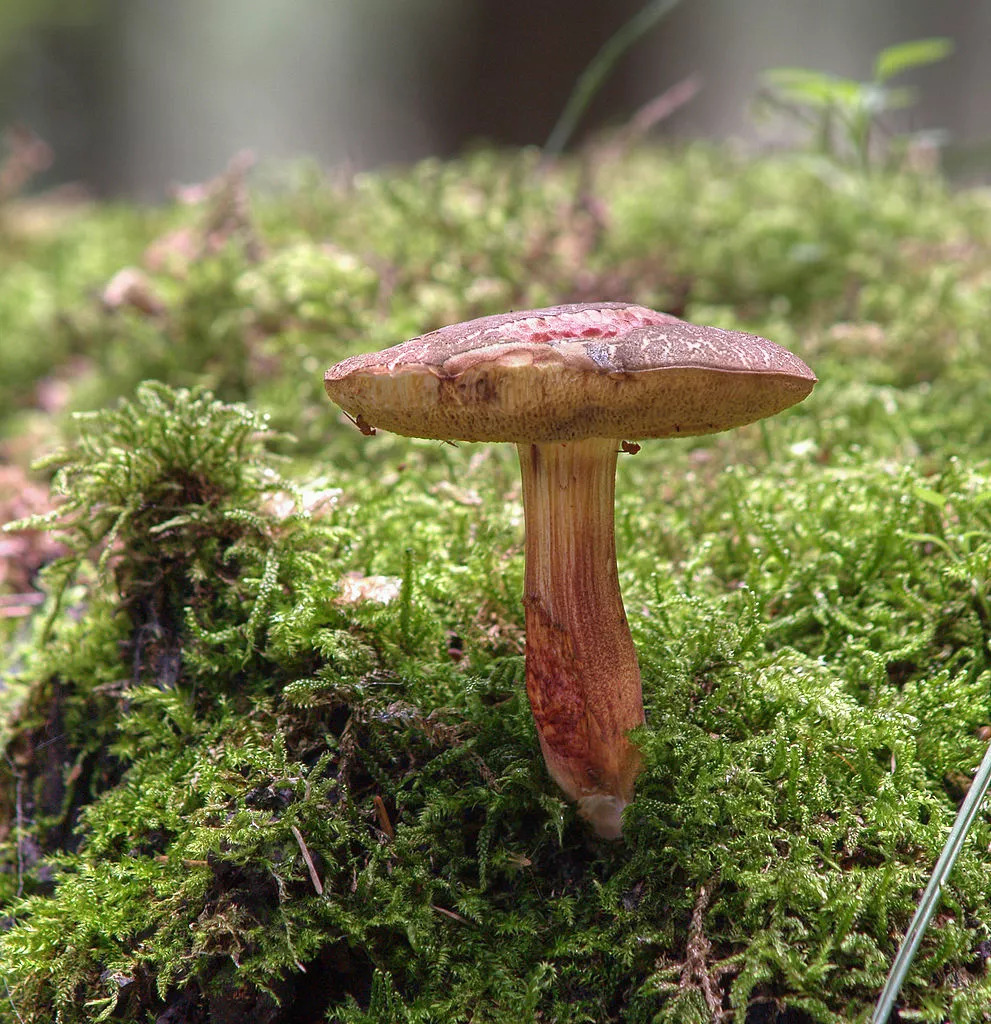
[[0, 0, 988, 198]]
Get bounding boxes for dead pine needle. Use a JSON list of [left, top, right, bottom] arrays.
[[291, 825, 324, 896], [431, 904, 469, 925], [373, 794, 395, 840]]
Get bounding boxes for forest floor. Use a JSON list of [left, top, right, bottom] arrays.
[[1, 139, 991, 1022]]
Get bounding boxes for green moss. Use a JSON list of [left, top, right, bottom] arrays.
[[2, 145, 991, 1021]]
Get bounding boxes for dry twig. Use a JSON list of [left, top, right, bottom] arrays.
[[680, 875, 729, 1022]]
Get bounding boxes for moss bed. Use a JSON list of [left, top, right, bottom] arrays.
[[1, 143, 991, 1022]]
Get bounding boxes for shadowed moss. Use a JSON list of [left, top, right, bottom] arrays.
[[1, 145, 991, 1021]]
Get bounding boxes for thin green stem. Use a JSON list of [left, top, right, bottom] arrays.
[[543, 0, 685, 157], [873, 738, 991, 1023]]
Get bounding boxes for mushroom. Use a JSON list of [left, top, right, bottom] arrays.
[[324, 302, 815, 839]]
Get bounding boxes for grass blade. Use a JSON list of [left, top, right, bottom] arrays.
[[873, 738, 991, 1023], [544, 0, 684, 157]]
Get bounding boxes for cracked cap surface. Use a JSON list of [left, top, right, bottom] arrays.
[[324, 302, 816, 443]]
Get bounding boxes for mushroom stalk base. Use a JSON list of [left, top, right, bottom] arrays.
[[517, 438, 645, 839]]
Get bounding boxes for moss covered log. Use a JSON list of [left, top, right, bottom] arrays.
[[1, 145, 991, 1021]]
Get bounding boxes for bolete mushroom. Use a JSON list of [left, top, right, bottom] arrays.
[[324, 302, 815, 839]]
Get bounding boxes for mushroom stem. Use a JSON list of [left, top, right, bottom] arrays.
[[517, 437, 645, 839]]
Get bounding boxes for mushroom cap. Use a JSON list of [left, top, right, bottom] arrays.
[[324, 302, 816, 443]]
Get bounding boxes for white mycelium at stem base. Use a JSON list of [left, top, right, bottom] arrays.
[[517, 438, 644, 840]]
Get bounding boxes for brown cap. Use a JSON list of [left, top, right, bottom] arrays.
[[324, 302, 816, 443]]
